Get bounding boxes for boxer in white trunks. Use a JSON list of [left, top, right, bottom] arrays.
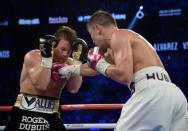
[[58, 10, 188, 131]]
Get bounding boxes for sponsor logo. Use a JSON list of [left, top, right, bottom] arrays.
[[0, 50, 10, 59], [19, 116, 50, 131], [20, 95, 55, 112], [49, 16, 68, 24], [18, 18, 40, 25], [21, 96, 36, 110], [146, 72, 170, 82]]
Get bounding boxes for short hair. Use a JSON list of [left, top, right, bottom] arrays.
[[87, 10, 117, 29], [54, 26, 77, 46]]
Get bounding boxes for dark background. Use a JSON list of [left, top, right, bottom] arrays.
[[0, 0, 188, 130]]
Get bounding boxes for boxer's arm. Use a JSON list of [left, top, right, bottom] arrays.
[[24, 35, 57, 91], [80, 63, 98, 76], [65, 64, 98, 93], [58, 62, 98, 77], [65, 64, 96, 94], [60, 59, 82, 93], [24, 51, 52, 91], [105, 34, 133, 83], [64, 59, 97, 93], [66, 75, 82, 93]]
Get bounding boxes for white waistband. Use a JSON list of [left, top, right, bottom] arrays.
[[132, 66, 171, 84], [128, 66, 171, 93]]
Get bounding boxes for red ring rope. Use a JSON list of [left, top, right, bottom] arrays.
[[0, 104, 124, 112]]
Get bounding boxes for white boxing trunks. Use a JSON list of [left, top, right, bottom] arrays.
[[115, 66, 188, 131]]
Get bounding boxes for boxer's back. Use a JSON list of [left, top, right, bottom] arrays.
[[20, 50, 67, 98], [123, 29, 164, 73]]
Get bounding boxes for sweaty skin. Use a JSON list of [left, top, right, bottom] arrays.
[[20, 38, 83, 98], [88, 26, 164, 84]]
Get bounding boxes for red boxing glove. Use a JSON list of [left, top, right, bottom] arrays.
[[51, 71, 61, 81], [51, 63, 65, 81], [87, 47, 110, 76], [87, 47, 104, 70]]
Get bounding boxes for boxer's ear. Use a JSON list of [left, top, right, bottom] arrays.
[[95, 24, 102, 35], [95, 24, 100, 30]]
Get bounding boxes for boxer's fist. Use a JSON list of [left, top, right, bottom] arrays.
[[52, 63, 65, 71], [51, 63, 65, 81], [87, 47, 110, 76], [87, 47, 103, 70], [39, 35, 57, 58], [51, 71, 61, 81], [71, 38, 88, 62], [58, 61, 82, 77], [39, 35, 57, 68]]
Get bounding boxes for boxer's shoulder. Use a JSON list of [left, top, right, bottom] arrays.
[[116, 29, 132, 34], [25, 49, 40, 57], [111, 29, 131, 44], [24, 50, 41, 64]]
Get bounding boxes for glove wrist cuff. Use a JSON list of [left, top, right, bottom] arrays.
[[72, 64, 81, 75], [41, 57, 53, 69], [58, 62, 81, 78], [96, 58, 110, 76]]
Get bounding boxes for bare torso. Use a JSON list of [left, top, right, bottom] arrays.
[[20, 50, 69, 98], [129, 29, 164, 72], [106, 29, 164, 74]]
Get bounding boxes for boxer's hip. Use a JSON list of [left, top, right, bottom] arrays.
[[14, 93, 60, 114], [115, 67, 187, 131], [129, 66, 172, 93]]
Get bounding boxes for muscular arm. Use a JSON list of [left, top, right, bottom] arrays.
[[66, 63, 98, 93], [65, 60, 97, 93], [80, 63, 98, 76], [24, 51, 51, 91], [66, 75, 82, 93], [105, 32, 133, 83]]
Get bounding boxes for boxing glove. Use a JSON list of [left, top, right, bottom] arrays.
[[51, 63, 65, 81], [87, 47, 110, 76], [71, 38, 88, 62], [39, 35, 57, 69], [58, 61, 82, 77]]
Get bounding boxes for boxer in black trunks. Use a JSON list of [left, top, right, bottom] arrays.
[[4, 26, 90, 131]]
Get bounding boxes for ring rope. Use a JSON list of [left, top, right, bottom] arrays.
[[0, 123, 116, 130], [65, 123, 116, 129], [0, 104, 124, 112], [0, 104, 120, 130]]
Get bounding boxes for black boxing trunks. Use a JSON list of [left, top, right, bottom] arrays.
[[4, 93, 66, 131]]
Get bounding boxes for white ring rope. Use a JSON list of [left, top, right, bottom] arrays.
[[0, 123, 116, 130], [0, 104, 120, 130]]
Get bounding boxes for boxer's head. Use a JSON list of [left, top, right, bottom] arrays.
[[53, 26, 77, 62], [87, 10, 117, 49]]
